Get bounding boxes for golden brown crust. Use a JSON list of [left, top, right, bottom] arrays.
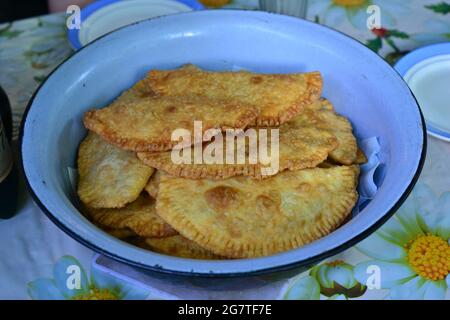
[[291, 98, 359, 165], [145, 65, 322, 126], [137, 125, 338, 180], [144, 170, 161, 198], [85, 194, 177, 238], [318, 158, 338, 168], [103, 228, 137, 239], [84, 94, 259, 152], [156, 166, 359, 258], [254, 71, 323, 126], [144, 235, 222, 260], [77, 132, 154, 208], [355, 148, 368, 164]]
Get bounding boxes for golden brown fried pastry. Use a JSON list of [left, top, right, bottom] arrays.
[[144, 235, 222, 260], [145, 65, 322, 126], [138, 125, 337, 180], [85, 194, 177, 238], [318, 159, 339, 168], [77, 132, 154, 208], [84, 94, 259, 152], [103, 228, 137, 239], [355, 148, 368, 164], [289, 99, 358, 165], [144, 170, 161, 198], [156, 166, 359, 258], [110, 78, 155, 104]]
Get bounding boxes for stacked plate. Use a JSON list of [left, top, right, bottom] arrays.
[[395, 43, 450, 142], [67, 0, 203, 49]]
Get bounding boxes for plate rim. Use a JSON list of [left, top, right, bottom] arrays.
[[395, 42, 450, 142], [21, 10, 427, 278], [67, 0, 204, 50]]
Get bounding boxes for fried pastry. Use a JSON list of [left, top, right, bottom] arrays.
[[156, 166, 359, 258], [110, 78, 155, 105], [144, 170, 161, 198], [145, 65, 322, 126], [290, 99, 358, 165], [103, 228, 137, 239], [355, 148, 368, 164], [144, 235, 221, 260], [85, 194, 177, 238], [77, 132, 154, 208], [137, 125, 338, 179], [84, 94, 259, 152]]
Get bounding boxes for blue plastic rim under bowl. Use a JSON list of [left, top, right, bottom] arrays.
[[21, 10, 426, 278]]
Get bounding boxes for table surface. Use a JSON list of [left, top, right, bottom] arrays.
[[0, 0, 449, 300]]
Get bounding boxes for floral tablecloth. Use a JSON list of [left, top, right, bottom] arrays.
[[0, 0, 449, 300]]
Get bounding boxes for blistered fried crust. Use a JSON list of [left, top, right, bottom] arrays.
[[103, 228, 137, 239], [156, 166, 359, 258], [77, 132, 154, 208], [144, 170, 161, 198], [318, 159, 339, 168], [84, 95, 259, 152], [145, 65, 322, 126], [144, 235, 222, 260], [138, 125, 337, 179], [86, 194, 177, 238], [291, 98, 358, 165], [355, 148, 368, 164], [110, 77, 156, 104]]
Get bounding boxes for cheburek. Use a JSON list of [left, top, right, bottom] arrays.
[[355, 148, 368, 164], [144, 235, 221, 260], [103, 228, 137, 239], [156, 166, 359, 258], [84, 94, 259, 152], [137, 125, 338, 180], [86, 194, 177, 238], [145, 170, 161, 198], [145, 65, 322, 126], [291, 99, 359, 165], [77, 132, 154, 208], [111, 78, 155, 105]]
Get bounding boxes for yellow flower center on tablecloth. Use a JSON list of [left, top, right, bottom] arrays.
[[332, 0, 366, 8], [72, 287, 118, 300], [199, 0, 231, 7], [407, 234, 450, 281]]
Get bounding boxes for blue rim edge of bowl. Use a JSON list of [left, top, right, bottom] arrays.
[[395, 42, 450, 141], [21, 10, 428, 278], [67, 0, 205, 50]]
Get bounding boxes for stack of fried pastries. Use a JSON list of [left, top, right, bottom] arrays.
[[78, 64, 366, 259]]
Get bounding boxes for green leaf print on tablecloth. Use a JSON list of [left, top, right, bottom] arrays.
[[425, 2, 450, 14], [0, 24, 23, 39], [366, 27, 411, 64]]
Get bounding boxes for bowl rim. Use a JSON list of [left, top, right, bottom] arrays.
[[19, 9, 427, 278]]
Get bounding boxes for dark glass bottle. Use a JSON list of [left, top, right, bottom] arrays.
[[0, 86, 18, 219]]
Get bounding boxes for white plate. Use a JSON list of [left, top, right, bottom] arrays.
[[78, 0, 193, 47], [404, 54, 450, 142], [395, 42, 450, 142]]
